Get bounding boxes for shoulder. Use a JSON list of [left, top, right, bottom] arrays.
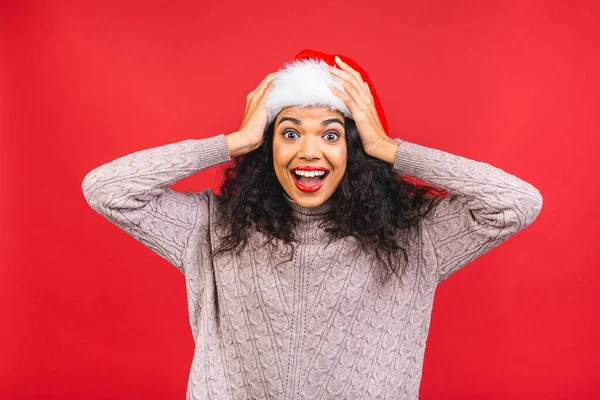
[[184, 188, 223, 224], [188, 188, 220, 204]]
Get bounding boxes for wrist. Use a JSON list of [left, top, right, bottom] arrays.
[[367, 137, 401, 164], [226, 131, 259, 157]]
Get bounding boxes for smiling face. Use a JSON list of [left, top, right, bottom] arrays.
[[272, 106, 347, 208]]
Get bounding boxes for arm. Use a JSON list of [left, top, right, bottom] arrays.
[[388, 139, 543, 283], [324, 57, 542, 282], [81, 134, 232, 274]]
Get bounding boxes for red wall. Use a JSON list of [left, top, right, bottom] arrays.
[[1, 1, 598, 398]]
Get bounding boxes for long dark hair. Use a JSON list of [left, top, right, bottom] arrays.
[[213, 116, 447, 282]]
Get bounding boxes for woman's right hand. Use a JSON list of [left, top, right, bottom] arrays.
[[238, 72, 277, 148], [226, 72, 278, 157], [235, 72, 278, 152]]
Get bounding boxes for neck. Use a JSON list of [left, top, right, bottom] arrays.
[[283, 192, 335, 217]]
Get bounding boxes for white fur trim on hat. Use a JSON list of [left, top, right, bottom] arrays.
[[264, 58, 351, 128]]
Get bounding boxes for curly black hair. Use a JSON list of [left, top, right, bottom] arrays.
[[213, 116, 447, 282]]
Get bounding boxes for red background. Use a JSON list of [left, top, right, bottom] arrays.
[[1, 1, 598, 399]]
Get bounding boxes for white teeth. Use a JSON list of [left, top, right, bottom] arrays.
[[294, 170, 327, 177]]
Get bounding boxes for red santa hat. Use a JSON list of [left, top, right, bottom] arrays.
[[265, 49, 390, 136]]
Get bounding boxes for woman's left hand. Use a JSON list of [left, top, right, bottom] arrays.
[[327, 56, 393, 157]]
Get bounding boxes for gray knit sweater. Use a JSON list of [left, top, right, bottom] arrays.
[[81, 133, 542, 399]]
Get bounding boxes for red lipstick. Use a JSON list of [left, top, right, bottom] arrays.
[[292, 166, 328, 171], [291, 167, 329, 193]]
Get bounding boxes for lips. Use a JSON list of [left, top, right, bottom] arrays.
[[291, 168, 330, 193]]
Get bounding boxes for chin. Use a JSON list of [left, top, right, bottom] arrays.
[[293, 195, 330, 208]]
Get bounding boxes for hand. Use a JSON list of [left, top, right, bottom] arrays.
[[237, 72, 278, 152], [327, 56, 394, 157]]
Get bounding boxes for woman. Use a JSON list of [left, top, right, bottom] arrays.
[[82, 49, 543, 399]]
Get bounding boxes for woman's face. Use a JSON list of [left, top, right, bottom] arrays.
[[272, 106, 347, 208]]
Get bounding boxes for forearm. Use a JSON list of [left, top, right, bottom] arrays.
[[392, 140, 543, 228], [81, 134, 233, 271], [226, 131, 260, 157], [82, 134, 231, 210]]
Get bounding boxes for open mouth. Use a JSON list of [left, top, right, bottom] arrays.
[[291, 170, 330, 192]]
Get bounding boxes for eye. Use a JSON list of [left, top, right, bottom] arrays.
[[323, 131, 340, 141], [283, 130, 299, 139]]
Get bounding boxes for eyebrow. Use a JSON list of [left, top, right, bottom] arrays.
[[277, 116, 345, 128]]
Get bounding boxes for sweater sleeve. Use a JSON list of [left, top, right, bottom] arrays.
[[81, 134, 231, 274], [392, 140, 543, 283]]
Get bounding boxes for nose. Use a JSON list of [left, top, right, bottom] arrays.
[[299, 135, 322, 160]]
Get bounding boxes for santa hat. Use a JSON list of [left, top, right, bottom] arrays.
[[265, 49, 390, 136]]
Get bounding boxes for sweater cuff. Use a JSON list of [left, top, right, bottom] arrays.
[[190, 133, 232, 167], [392, 140, 434, 178]]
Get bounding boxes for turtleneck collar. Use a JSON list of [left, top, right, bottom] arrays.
[[283, 192, 336, 217]]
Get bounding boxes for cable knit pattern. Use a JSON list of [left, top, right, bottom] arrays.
[[81, 134, 542, 399]]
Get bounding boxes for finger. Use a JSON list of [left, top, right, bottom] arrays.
[[257, 72, 278, 93], [364, 82, 374, 102], [245, 73, 276, 115], [329, 67, 370, 102], [259, 71, 278, 95], [259, 72, 278, 86], [249, 72, 278, 98], [331, 58, 374, 105], [364, 82, 372, 95], [335, 76, 365, 108], [328, 84, 359, 115], [330, 71, 370, 110], [256, 74, 276, 97], [333, 56, 364, 86], [331, 78, 381, 124], [257, 80, 276, 105], [247, 76, 277, 112]]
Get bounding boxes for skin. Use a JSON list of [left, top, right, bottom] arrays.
[[226, 56, 402, 207], [272, 106, 347, 208]]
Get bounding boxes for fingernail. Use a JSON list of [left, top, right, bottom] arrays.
[[335, 56, 341, 63]]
